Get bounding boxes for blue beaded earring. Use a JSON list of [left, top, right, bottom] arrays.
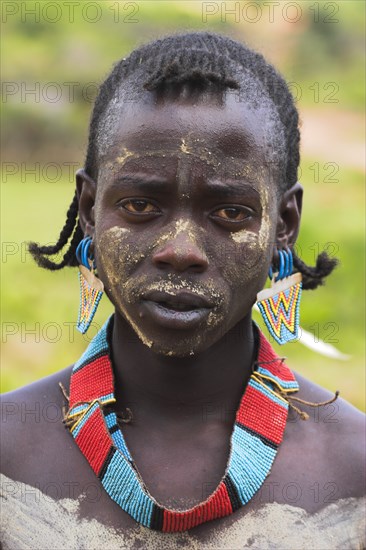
[[75, 236, 104, 334], [256, 248, 302, 345]]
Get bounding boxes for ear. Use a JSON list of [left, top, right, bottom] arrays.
[[76, 168, 96, 236], [275, 181, 303, 249]]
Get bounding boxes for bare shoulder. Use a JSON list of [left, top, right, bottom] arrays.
[[1, 365, 72, 403], [293, 370, 365, 430], [285, 371, 365, 499], [0, 366, 73, 479]]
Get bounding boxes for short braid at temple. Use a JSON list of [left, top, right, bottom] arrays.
[[29, 31, 338, 288]]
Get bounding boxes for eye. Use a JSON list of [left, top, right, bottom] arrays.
[[210, 206, 253, 223], [119, 199, 160, 215]]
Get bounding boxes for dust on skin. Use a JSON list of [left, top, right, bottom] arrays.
[[95, 222, 229, 356], [136, 277, 224, 356], [178, 136, 218, 169], [94, 175, 273, 357], [140, 278, 222, 304], [217, 170, 276, 323], [135, 274, 225, 355], [230, 175, 272, 252], [116, 147, 135, 165], [107, 136, 220, 178], [96, 227, 153, 349], [94, 138, 276, 357], [1, 474, 365, 550], [180, 138, 190, 155], [154, 218, 206, 248]]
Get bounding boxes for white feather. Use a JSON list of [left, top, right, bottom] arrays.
[[252, 304, 351, 360]]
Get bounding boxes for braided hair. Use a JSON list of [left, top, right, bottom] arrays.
[[29, 31, 338, 288]]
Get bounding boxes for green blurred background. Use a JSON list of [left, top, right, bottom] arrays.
[[1, 1, 365, 410]]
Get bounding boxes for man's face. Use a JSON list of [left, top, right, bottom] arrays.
[[93, 89, 280, 357]]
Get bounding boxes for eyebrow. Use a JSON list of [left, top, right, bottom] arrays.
[[109, 174, 261, 198], [204, 179, 261, 199], [109, 175, 171, 194]]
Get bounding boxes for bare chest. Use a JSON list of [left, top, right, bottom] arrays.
[[20, 412, 340, 532]]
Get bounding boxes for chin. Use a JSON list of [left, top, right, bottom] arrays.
[[140, 325, 231, 359], [145, 336, 203, 358], [153, 346, 197, 358]]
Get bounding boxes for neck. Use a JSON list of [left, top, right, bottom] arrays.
[[110, 311, 257, 423]]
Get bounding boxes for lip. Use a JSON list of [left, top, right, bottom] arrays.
[[141, 290, 214, 330]]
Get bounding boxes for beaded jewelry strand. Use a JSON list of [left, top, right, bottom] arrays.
[[62, 316, 306, 532]]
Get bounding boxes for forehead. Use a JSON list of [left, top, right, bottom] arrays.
[[97, 79, 284, 170], [107, 100, 257, 153]]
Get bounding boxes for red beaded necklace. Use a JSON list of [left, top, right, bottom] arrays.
[[64, 316, 299, 532]]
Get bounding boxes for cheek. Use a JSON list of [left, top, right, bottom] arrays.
[[223, 200, 276, 292], [218, 238, 268, 291], [95, 226, 145, 291], [95, 226, 157, 348]]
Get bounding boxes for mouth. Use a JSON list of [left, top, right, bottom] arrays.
[[140, 290, 214, 330]]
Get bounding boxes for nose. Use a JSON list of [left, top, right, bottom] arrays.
[[152, 233, 209, 274]]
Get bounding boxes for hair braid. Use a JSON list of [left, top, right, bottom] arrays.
[[28, 192, 82, 270], [293, 251, 339, 290]]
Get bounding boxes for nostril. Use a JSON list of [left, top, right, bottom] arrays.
[[190, 263, 207, 273], [154, 260, 172, 270], [154, 260, 206, 274], [152, 246, 208, 274]]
